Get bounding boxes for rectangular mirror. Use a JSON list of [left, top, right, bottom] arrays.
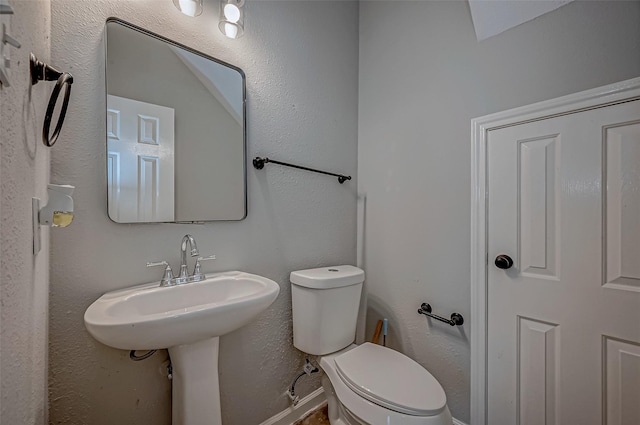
[[105, 19, 246, 223]]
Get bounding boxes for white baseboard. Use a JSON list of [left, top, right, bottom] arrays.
[[453, 418, 468, 425], [258, 387, 327, 425]]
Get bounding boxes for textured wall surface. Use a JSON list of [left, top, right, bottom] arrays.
[[49, 1, 358, 424], [0, 1, 51, 424], [358, 1, 640, 423]]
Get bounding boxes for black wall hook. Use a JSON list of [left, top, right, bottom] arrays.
[[30, 53, 74, 147]]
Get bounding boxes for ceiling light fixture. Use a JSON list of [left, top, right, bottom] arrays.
[[173, 0, 203, 17], [219, 0, 244, 39]]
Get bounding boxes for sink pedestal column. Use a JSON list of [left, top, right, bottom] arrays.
[[168, 337, 222, 425]]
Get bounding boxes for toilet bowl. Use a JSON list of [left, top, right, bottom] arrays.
[[290, 266, 453, 425]]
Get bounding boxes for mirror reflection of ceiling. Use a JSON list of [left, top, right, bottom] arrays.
[[468, 0, 575, 41], [171, 47, 243, 124]]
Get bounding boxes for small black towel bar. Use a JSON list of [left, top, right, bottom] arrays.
[[253, 157, 351, 184], [418, 302, 464, 326]]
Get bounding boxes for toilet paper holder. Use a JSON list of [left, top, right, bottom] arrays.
[[418, 302, 464, 326]]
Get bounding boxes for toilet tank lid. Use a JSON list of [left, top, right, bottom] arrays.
[[290, 265, 364, 289]]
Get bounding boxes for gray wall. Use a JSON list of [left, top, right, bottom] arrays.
[[358, 1, 640, 423], [0, 1, 51, 424], [49, 1, 358, 424]]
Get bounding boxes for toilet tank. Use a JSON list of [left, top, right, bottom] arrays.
[[290, 265, 365, 355]]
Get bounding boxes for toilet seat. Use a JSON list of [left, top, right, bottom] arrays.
[[320, 345, 453, 425], [334, 343, 447, 416]]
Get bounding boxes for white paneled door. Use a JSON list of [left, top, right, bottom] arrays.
[[106, 95, 175, 223], [487, 100, 640, 425]]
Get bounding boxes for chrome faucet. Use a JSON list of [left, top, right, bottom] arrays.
[[179, 234, 200, 280], [147, 234, 215, 287]]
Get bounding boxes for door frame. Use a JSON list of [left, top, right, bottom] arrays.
[[470, 76, 640, 425]]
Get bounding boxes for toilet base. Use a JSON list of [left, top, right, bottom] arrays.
[[323, 375, 366, 425]]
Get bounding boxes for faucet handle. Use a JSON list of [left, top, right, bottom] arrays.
[[192, 255, 216, 281], [147, 260, 168, 268], [147, 261, 175, 286], [197, 255, 216, 262]]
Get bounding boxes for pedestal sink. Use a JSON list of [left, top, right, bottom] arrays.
[[84, 271, 280, 425]]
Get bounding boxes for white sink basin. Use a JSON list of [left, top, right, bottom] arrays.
[[84, 271, 280, 350]]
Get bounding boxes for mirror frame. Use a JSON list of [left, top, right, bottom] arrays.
[[104, 18, 247, 223]]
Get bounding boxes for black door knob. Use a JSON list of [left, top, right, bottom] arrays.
[[495, 254, 513, 269]]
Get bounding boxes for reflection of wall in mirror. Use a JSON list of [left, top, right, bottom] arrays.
[[107, 95, 175, 223], [106, 23, 244, 222]]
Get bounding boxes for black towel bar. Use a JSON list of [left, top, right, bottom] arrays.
[[253, 157, 351, 184]]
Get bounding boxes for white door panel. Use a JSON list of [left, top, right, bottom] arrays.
[[487, 100, 640, 425], [106, 95, 175, 222]]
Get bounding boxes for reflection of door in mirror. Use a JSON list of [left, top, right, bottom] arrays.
[[107, 95, 175, 222]]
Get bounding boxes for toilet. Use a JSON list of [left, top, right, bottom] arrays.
[[290, 265, 453, 425]]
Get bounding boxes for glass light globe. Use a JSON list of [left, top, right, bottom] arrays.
[[223, 3, 241, 23], [219, 0, 244, 39], [173, 0, 203, 17], [223, 22, 238, 39]]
